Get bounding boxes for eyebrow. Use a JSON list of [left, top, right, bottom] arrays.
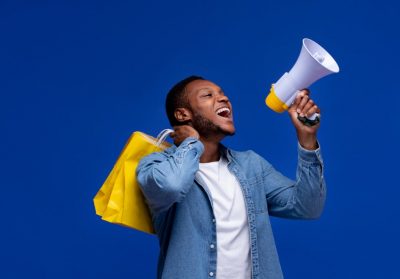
[[197, 87, 224, 93]]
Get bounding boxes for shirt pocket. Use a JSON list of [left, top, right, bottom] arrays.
[[247, 174, 268, 214]]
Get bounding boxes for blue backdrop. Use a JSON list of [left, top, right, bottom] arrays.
[[1, 1, 399, 278]]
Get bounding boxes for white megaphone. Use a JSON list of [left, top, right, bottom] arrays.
[[265, 38, 339, 125]]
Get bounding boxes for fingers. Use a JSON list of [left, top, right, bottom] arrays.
[[301, 98, 314, 116], [294, 89, 320, 118], [170, 128, 184, 146], [306, 105, 320, 118], [171, 125, 200, 145], [292, 89, 308, 109], [292, 91, 302, 109]]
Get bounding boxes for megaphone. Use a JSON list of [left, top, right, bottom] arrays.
[[265, 38, 339, 125]]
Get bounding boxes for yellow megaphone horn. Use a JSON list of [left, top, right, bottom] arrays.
[[266, 38, 340, 125]]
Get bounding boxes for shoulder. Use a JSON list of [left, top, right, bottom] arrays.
[[227, 148, 273, 172], [228, 148, 266, 162], [229, 148, 258, 159]]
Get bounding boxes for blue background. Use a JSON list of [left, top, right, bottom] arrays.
[[1, 1, 399, 278]]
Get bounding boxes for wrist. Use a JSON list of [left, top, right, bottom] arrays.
[[297, 133, 318, 150]]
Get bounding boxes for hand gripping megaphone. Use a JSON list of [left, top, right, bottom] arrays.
[[265, 38, 340, 126]]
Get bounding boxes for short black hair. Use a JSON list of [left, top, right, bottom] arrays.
[[165, 75, 205, 126]]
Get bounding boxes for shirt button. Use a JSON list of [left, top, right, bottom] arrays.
[[212, 218, 216, 223], [209, 272, 214, 277], [210, 244, 215, 249]]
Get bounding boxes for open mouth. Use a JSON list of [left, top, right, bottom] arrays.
[[216, 107, 231, 118]]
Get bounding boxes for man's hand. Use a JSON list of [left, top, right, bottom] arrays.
[[288, 89, 320, 150], [170, 125, 200, 146]]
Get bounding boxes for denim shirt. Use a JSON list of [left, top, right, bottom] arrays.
[[137, 137, 326, 279]]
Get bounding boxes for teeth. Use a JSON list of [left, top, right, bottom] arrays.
[[216, 107, 230, 115]]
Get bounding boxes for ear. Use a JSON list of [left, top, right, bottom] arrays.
[[174, 108, 192, 123]]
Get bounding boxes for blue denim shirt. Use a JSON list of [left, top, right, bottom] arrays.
[[137, 137, 326, 279]]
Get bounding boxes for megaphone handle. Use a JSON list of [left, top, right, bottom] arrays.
[[297, 113, 320, 127]]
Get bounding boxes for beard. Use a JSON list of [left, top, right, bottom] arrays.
[[191, 111, 235, 139]]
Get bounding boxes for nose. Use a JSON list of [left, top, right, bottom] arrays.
[[218, 94, 229, 103]]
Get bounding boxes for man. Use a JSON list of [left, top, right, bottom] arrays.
[[137, 76, 326, 279]]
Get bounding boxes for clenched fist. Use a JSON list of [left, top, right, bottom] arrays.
[[288, 89, 321, 150], [170, 125, 200, 146]]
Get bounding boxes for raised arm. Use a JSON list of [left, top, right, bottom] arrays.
[[136, 126, 203, 215], [265, 89, 326, 219]]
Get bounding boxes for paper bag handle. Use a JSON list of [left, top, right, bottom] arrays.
[[156, 129, 174, 147]]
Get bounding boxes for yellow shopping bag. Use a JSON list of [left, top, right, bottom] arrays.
[[93, 129, 173, 234]]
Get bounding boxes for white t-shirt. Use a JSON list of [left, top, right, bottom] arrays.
[[195, 157, 251, 279]]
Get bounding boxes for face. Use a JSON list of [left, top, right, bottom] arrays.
[[180, 79, 235, 138]]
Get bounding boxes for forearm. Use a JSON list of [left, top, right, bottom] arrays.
[[297, 131, 318, 150]]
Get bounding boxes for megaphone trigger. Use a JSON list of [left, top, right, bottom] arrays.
[[297, 113, 320, 127]]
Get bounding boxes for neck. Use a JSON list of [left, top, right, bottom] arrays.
[[199, 136, 222, 163]]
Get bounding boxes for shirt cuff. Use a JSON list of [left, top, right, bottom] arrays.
[[298, 141, 323, 165], [179, 137, 205, 154]]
